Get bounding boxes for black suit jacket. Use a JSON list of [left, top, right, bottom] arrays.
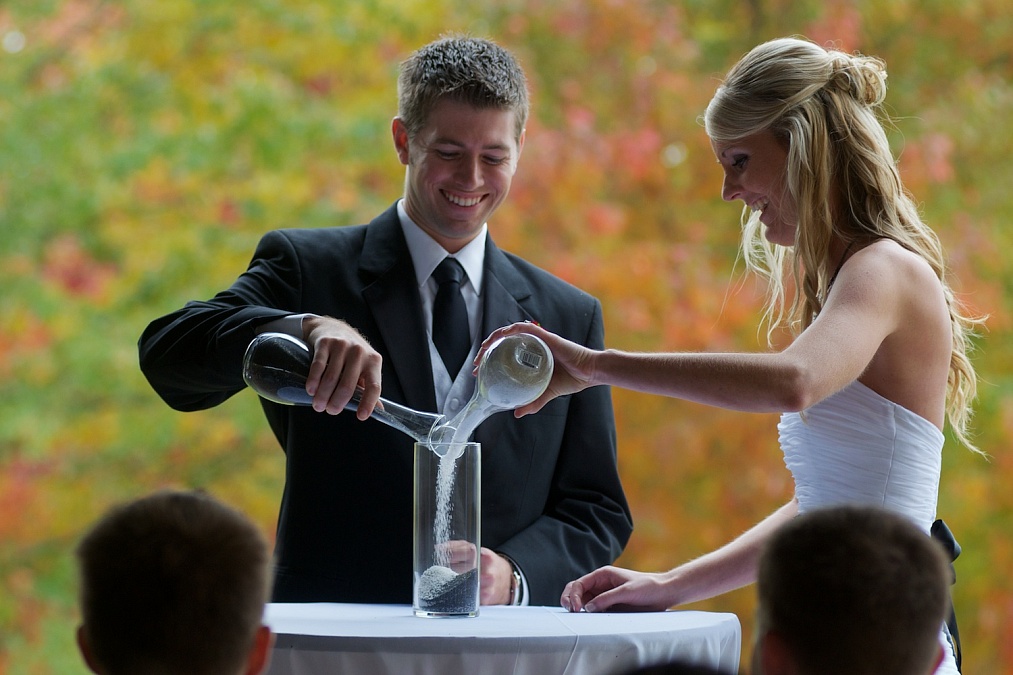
[[138, 204, 632, 605]]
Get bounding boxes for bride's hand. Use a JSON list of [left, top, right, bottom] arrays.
[[477, 322, 600, 416], [560, 566, 676, 613]]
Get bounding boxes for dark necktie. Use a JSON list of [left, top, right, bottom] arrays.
[[431, 257, 471, 377]]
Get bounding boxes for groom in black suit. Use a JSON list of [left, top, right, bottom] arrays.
[[138, 35, 631, 606]]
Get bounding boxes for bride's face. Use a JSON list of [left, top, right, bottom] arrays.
[[711, 130, 796, 246]]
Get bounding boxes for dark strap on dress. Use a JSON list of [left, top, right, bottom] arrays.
[[931, 518, 962, 672]]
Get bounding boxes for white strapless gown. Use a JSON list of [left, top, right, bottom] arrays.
[[778, 380, 959, 675]]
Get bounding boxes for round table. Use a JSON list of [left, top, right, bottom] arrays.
[[265, 602, 741, 675]]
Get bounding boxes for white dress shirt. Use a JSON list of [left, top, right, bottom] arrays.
[[396, 200, 486, 416]]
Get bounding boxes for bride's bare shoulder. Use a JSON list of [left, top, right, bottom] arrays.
[[851, 239, 940, 288]]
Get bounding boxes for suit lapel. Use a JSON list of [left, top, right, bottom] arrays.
[[360, 206, 439, 413], [358, 220, 537, 417], [476, 240, 539, 446], [480, 241, 536, 337]]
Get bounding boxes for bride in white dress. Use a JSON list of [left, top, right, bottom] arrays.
[[480, 38, 982, 675]]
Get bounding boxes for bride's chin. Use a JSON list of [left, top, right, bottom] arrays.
[[763, 227, 794, 247]]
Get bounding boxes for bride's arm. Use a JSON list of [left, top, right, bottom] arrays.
[[563, 498, 799, 612], [661, 497, 799, 606], [483, 249, 899, 417]]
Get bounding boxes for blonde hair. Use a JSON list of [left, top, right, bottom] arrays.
[[704, 37, 982, 451]]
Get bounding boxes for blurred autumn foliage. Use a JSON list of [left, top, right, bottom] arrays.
[[1, 0, 1011, 672]]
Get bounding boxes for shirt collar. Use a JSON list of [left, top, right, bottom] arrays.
[[397, 199, 487, 292]]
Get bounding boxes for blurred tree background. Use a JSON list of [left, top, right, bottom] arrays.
[[1, 0, 1010, 672]]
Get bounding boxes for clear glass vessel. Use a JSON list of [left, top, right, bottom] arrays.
[[242, 331, 553, 455], [413, 441, 481, 618]]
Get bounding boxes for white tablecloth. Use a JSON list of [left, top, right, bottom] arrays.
[[265, 603, 741, 675]]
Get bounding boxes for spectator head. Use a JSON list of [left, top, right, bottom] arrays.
[[76, 489, 274, 675], [753, 505, 950, 675]]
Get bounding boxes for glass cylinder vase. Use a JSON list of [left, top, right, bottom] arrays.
[[413, 441, 481, 618]]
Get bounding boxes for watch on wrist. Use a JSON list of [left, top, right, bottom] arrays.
[[508, 565, 522, 606]]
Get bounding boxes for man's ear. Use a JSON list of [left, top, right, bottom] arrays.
[[754, 629, 797, 675], [244, 624, 275, 675], [512, 128, 526, 174], [392, 117, 411, 166], [76, 624, 104, 674]]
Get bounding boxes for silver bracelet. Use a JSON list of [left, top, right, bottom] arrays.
[[508, 565, 522, 605]]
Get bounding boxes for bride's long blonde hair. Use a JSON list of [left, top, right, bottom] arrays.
[[704, 37, 983, 451]]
